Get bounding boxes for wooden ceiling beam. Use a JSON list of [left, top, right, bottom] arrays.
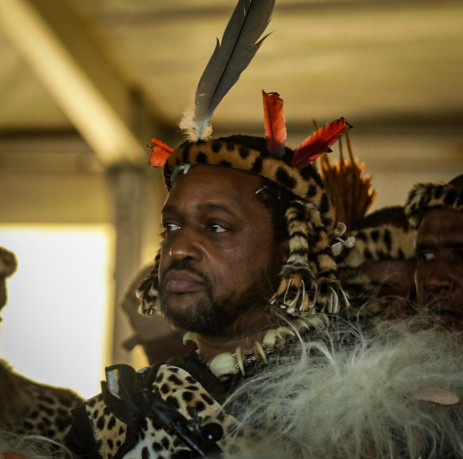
[[0, 0, 153, 167]]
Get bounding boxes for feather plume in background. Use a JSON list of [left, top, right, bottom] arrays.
[[320, 130, 377, 228]]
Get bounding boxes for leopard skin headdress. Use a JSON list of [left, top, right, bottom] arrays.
[[404, 180, 463, 229], [137, 0, 351, 319]]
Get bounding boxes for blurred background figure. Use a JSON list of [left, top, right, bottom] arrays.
[[339, 205, 417, 319], [0, 247, 82, 445], [405, 174, 463, 331], [320, 135, 416, 321]]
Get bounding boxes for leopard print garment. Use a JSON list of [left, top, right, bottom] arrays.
[[78, 364, 242, 458], [0, 360, 83, 443]]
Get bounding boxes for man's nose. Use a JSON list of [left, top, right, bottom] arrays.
[[168, 228, 202, 261]]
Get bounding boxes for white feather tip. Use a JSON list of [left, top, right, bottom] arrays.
[[179, 107, 213, 141]]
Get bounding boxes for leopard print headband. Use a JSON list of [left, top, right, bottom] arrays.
[[405, 182, 463, 229]]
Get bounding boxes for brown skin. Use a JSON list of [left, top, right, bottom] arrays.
[[415, 207, 463, 330], [158, 165, 288, 361]]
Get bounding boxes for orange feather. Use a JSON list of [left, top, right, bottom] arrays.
[[289, 117, 351, 169], [148, 138, 174, 168], [263, 90, 287, 157]]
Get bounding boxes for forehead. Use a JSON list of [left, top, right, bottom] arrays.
[[417, 208, 463, 245], [165, 165, 263, 210]]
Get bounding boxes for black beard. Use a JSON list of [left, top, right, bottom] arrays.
[[159, 260, 275, 335]]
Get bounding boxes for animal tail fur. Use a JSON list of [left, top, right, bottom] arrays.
[[222, 318, 463, 458]]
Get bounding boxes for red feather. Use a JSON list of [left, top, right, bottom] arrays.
[[263, 90, 287, 157], [288, 117, 351, 169], [148, 138, 174, 168]]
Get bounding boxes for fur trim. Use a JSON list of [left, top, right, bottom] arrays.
[[0, 429, 72, 458], [405, 182, 463, 229], [223, 319, 463, 458]]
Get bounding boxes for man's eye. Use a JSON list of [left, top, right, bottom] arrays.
[[163, 223, 181, 232], [417, 250, 435, 262], [206, 223, 227, 233]]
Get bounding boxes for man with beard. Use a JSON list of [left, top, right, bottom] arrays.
[[66, 129, 351, 459], [156, 165, 287, 349], [405, 174, 463, 330], [65, 0, 352, 455]]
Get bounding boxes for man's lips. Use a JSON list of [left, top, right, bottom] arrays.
[[163, 269, 205, 293]]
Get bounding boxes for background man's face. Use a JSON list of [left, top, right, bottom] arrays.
[[158, 165, 286, 335], [415, 207, 463, 329]]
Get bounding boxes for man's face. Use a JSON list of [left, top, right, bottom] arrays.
[[415, 207, 463, 329], [158, 165, 287, 335]]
